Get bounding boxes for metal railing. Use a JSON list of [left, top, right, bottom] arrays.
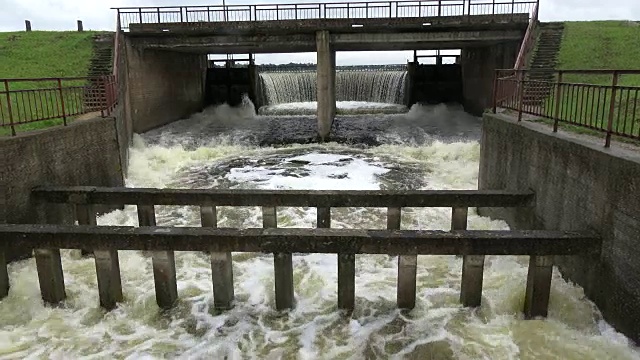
[[114, 0, 538, 30], [493, 69, 640, 147], [0, 185, 600, 320], [0, 76, 118, 136], [513, 2, 538, 69]]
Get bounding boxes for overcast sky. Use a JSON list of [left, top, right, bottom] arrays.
[[1, 0, 638, 65]]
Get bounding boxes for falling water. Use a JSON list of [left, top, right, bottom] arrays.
[[259, 71, 408, 105]]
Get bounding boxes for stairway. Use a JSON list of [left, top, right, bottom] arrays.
[[86, 32, 115, 112], [523, 22, 564, 105]]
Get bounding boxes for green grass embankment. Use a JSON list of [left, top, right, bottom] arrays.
[[540, 21, 640, 140], [0, 31, 99, 135]]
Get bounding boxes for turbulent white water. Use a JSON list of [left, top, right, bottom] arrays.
[[2, 101, 640, 359], [259, 71, 408, 105]]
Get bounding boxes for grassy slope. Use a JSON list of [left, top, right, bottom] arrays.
[[556, 21, 640, 85], [0, 31, 99, 135], [541, 21, 640, 140], [0, 31, 97, 79]]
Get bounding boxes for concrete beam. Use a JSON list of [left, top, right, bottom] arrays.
[[127, 30, 524, 54], [33, 187, 535, 208], [0, 224, 602, 255], [127, 14, 529, 35]]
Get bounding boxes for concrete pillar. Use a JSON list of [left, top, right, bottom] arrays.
[[338, 254, 355, 311], [457, 207, 485, 307], [25, 20, 32, 32], [137, 205, 178, 309], [524, 255, 553, 318], [77, 204, 123, 310], [201, 205, 235, 310], [34, 202, 68, 304], [0, 251, 8, 300], [77, 20, 84, 32], [263, 207, 295, 310], [392, 207, 416, 309], [316, 30, 336, 141]]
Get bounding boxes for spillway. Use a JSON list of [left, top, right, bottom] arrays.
[[258, 70, 409, 115], [1, 101, 639, 359]]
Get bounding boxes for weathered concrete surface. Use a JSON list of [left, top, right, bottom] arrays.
[[0, 224, 600, 255], [123, 37, 207, 133], [0, 117, 124, 262], [128, 14, 529, 35], [127, 29, 525, 54], [316, 30, 335, 140], [33, 186, 535, 208], [461, 42, 519, 115], [478, 113, 640, 342]]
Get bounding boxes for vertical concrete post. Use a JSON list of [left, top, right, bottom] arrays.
[[0, 250, 8, 300], [201, 205, 235, 310], [457, 207, 485, 307], [77, 204, 123, 310], [34, 202, 68, 304], [263, 207, 294, 310], [137, 205, 178, 309], [524, 255, 553, 318], [77, 20, 84, 32], [316, 30, 336, 141], [318, 207, 354, 311], [25, 20, 32, 32], [392, 207, 416, 309]]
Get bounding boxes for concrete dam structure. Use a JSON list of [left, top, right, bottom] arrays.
[[7, 0, 640, 358], [115, 0, 529, 138]]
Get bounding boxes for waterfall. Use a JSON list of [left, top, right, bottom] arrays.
[[259, 70, 408, 105]]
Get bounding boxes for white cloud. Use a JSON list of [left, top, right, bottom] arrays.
[[1, 0, 638, 64]]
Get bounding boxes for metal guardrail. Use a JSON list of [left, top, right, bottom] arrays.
[[493, 69, 640, 147], [3, 186, 600, 320], [113, 0, 538, 30], [0, 76, 117, 136], [513, 2, 538, 69]]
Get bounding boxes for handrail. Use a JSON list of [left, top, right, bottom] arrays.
[[514, 1, 538, 69], [112, 0, 538, 30]]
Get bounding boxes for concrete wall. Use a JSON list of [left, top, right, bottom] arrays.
[[0, 117, 125, 262], [461, 42, 519, 115], [479, 113, 640, 342], [123, 38, 207, 133]]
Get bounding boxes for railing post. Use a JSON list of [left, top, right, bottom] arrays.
[[605, 71, 619, 148], [553, 71, 563, 132], [517, 70, 525, 122], [492, 70, 499, 113], [34, 201, 68, 305], [77, 204, 123, 310], [3, 79, 15, 136], [137, 205, 178, 309], [392, 207, 416, 309], [138, 8, 143, 24], [157, 8, 161, 23], [457, 207, 485, 307], [438, 0, 441, 16], [0, 250, 8, 301], [116, 10, 121, 30], [524, 255, 553, 318], [263, 207, 295, 310], [201, 205, 235, 310], [389, 1, 393, 18]]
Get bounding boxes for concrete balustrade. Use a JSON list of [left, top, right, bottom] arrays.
[[1, 186, 599, 318]]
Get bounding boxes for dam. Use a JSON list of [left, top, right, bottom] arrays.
[[2, 1, 640, 359]]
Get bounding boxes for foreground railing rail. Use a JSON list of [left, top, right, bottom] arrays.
[[493, 69, 640, 147], [0, 186, 600, 320], [0, 76, 117, 136], [113, 0, 538, 30]]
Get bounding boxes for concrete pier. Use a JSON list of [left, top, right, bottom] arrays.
[[524, 255, 553, 318], [137, 205, 178, 309], [263, 207, 295, 310], [201, 205, 235, 310], [316, 30, 336, 141]]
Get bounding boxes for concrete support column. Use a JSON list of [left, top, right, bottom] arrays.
[[316, 30, 336, 141]]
